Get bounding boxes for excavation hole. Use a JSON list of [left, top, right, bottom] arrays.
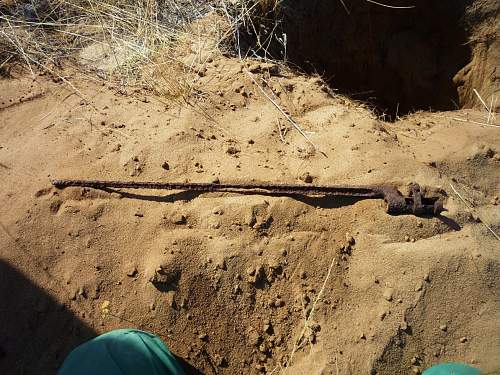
[[242, 0, 479, 120], [281, 0, 473, 120]]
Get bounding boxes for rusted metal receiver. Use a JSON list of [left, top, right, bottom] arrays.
[[375, 183, 445, 216], [51, 179, 445, 216]]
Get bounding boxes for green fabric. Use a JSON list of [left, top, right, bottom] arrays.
[[58, 329, 185, 375], [423, 363, 481, 375]]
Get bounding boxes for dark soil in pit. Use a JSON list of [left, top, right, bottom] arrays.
[[280, 0, 473, 119]]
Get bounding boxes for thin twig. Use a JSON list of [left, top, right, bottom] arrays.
[[287, 255, 337, 367], [338, 0, 351, 15], [449, 117, 500, 128], [449, 183, 500, 241], [473, 88, 490, 112], [487, 95, 496, 124], [245, 69, 320, 151], [366, 0, 415, 9], [431, 115, 500, 128], [277, 118, 286, 143]]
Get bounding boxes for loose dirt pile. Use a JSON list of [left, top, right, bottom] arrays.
[[1, 2, 499, 375]]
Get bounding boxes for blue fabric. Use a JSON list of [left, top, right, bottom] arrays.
[[58, 329, 184, 375], [423, 363, 481, 375]]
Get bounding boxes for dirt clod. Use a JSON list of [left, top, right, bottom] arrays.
[[383, 289, 394, 302], [299, 172, 314, 183]]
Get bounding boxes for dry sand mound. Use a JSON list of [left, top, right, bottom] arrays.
[[0, 1, 499, 374]]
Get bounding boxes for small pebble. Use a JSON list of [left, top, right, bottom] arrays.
[[383, 289, 394, 302], [127, 266, 138, 277], [460, 336, 467, 343], [345, 233, 355, 246], [439, 324, 447, 332], [172, 214, 186, 224], [161, 161, 170, 170], [299, 172, 314, 183], [198, 333, 208, 341], [226, 146, 240, 155]]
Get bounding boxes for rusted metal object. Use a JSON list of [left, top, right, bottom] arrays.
[[51, 179, 445, 216]]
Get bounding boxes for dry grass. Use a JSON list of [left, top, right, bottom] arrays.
[[218, 0, 284, 61], [0, 0, 218, 102], [0, 0, 285, 100]]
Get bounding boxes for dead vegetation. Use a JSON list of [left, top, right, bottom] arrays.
[[0, 0, 284, 96], [0, 0, 218, 101]]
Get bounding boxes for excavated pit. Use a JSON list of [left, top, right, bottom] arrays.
[[279, 0, 474, 119]]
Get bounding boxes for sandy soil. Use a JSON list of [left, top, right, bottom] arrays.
[[1, 49, 499, 375]]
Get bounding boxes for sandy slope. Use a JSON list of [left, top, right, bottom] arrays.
[[0, 55, 499, 374]]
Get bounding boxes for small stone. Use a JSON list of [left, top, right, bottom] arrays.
[[299, 172, 314, 183], [127, 266, 138, 277], [161, 162, 170, 170], [345, 233, 355, 246], [412, 366, 421, 374], [263, 323, 273, 334], [166, 292, 177, 309], [310, 323, 321, 333], [247, 329, 262, 346], [215, 355, 227, 367], [460, 336, 467, 343], [300, 271, 307, 279], [172, 214, 186, 225], [383, 289, 394, 302], [216, 258, 227, 270], [275, 298, 284, 307], [424, 274, 431, 282], [149, 266, 179, 286], [400, 321, 409, 332], [198, 333, 208, 341], [415, 282, 423, 292], [226, 146, 240, 155], [404, 235, 410, 242], [439, 324, 447, 332], [280, 248, 287, 256], [258, 343, 267, 353], [78, 287, 86, 298], [379, 311, 387, 320]]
